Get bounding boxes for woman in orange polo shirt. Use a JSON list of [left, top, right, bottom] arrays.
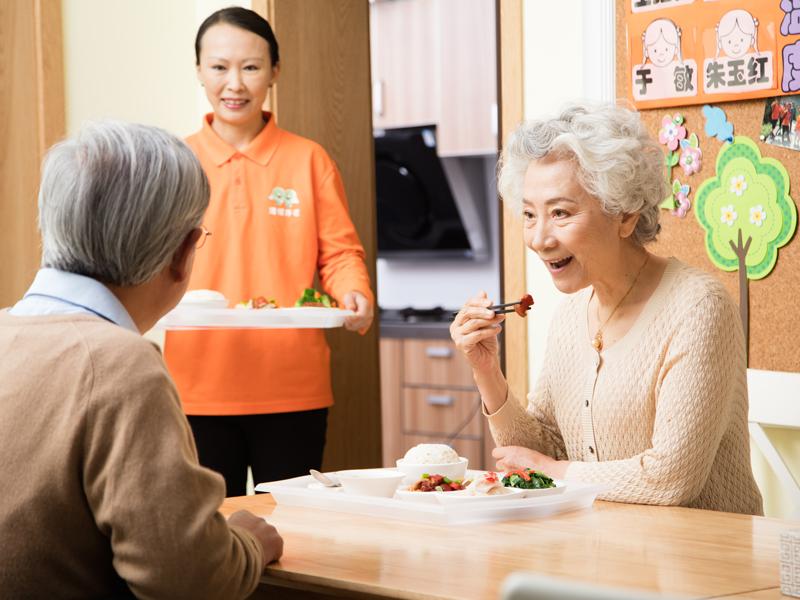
[[164, 7, 374, 496]]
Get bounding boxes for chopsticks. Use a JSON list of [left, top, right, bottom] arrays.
[[450, 300, 524, 318], [489, 301, 521, 310], [489, 300, 529, 315]]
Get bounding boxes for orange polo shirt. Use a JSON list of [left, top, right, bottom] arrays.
[[163, 113, 373, 415]]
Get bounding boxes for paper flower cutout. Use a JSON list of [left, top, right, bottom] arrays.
[[702, 105, 734, 143], [679, 134, 702, 176], [729, 175, 748, 196], [672, 180, 691, 218], [659, 114, 687, 151], [749, 205, 767, 227], [662, 179, 692, 218], [720, 204, 738, 226], [695, 136, 797, 281]]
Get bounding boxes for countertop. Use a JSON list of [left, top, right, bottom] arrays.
[[379, 307, 456, 340]]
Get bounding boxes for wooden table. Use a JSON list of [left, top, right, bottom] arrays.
[[220, 494, 797, 599]]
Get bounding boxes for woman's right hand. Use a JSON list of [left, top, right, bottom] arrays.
[[450, 291, 505, 373]]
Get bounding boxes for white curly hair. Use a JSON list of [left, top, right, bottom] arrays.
[[497, 102, 667, 245]]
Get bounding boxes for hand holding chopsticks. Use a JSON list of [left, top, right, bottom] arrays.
[[451, 293, 534, 319], [449, 292, 506, 372]]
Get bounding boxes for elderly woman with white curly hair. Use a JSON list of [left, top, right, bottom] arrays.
[[0, 121, 282, 598], [450, 103, 762, 515]]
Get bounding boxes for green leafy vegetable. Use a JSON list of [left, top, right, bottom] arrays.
[[295, 287, 337, 307], [501, 468, 556, 490]]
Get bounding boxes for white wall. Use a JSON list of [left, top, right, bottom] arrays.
[[62, 0, 247, 137], [61, 0, 246, 336], [522, 0, 615, 383]]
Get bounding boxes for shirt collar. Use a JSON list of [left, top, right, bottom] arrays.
[[21, 268, 139, 333], [198, 112, 282, 167]]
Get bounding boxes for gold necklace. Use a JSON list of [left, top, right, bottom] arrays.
[[591, 254, 650, 352]]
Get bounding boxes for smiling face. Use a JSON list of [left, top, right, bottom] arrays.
[[646, 34, 677, 67], [196, 23, 279, 131], [719, 23, 752, 59], [521, 158, 636, 294]]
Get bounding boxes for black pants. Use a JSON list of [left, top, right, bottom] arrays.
[[188, 409, 328, 497]]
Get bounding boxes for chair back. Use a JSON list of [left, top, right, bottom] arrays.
[[501, 573, 682, 600]]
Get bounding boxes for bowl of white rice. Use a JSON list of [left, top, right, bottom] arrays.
[[179, 289, 229, 310], [395, 444, 468, 484]]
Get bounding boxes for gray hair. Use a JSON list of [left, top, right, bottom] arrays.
[[38, 121, 210, 286], [498, 102, 666, 245]]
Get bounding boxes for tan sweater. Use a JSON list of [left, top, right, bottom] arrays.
[[0, 312, 263, 599], [488, 259, 763, 515]]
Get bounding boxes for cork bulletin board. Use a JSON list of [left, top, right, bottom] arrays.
[[617, 0, 800, 372]]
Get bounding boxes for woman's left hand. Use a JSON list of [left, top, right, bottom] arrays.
[[492, 446, 570, 479], [342, 291, 373, 332]]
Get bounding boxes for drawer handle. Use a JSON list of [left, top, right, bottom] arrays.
[[426, 394, 454, 406], [425, 346, 453, 358]]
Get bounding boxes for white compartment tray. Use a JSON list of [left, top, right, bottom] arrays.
[[156, 307, 354, 330], [255, 471, 607, 525]]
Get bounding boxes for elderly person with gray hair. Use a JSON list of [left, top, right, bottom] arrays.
[[0, 121, 282, 599], [451, 103, 762, 515]]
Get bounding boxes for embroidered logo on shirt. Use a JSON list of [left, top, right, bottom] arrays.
[[268, 187, 300, 217]]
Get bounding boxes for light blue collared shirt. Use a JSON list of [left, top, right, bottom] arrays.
[[8, 268, 139, 333]]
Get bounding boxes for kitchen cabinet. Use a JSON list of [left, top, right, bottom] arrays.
[[370, 0, 497, 156], [380, 336, 494, 470]]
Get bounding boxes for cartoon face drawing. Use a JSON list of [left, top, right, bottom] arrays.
[[719, 23, 752, 58], [648, 36, 677, 66], [643, 19, 682, 68], [716, 10, 759, 59]]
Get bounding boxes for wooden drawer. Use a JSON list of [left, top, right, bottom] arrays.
[[402, 387, 482, 438], [402, 339, 475, 387], [401, 434, 485, 471]]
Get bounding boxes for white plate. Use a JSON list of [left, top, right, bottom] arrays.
[[156, 306, 354, 330], [520, 483, 567, 498], [433, 487, 528, 505], [394, 489, 440, 504], [395, 487, 528, 505], [307, 482, 343, 492]]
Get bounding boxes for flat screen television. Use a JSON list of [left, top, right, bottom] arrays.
[[374, 125, 488, 260]]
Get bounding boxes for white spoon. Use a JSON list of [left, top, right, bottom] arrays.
[[309, 469, 341, 487]]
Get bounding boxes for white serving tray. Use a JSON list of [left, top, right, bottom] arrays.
[[255, 470, 607, 525], [155, 307, 354, 330]]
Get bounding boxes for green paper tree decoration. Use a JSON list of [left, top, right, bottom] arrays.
[[694, 136, 797, 349]]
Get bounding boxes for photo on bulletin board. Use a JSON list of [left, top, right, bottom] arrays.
[[759, 95, 800, 151]]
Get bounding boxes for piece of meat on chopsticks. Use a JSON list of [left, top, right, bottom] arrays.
[[490, 293, 534, 317], [450, 293, 535, 320]]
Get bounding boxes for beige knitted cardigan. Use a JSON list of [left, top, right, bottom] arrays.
[[487, 258, 763, 515]]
